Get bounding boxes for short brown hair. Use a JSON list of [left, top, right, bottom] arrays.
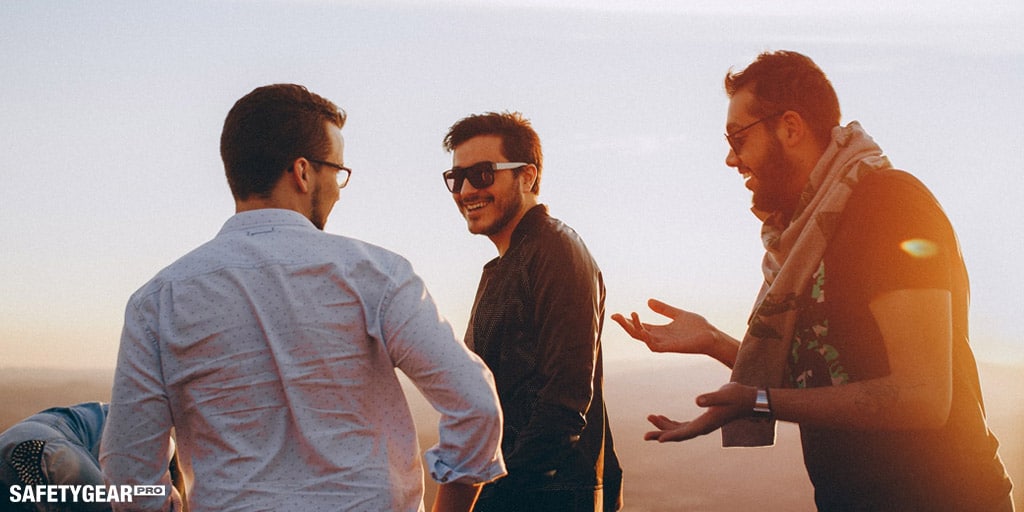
[[220, 84, 346, 200], [725, 51, 840, 146], [443, 111, 543, 194]]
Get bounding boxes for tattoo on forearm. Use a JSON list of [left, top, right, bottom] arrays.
[[855, 382, 900, 413]]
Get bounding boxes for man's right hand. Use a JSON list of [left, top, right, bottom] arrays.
[[611, 298, 721, 356]]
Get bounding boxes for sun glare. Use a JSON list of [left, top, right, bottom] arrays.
[[900, 238, 939, 259]]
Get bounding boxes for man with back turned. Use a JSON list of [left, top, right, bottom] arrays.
[[100, 84, 506, 512]]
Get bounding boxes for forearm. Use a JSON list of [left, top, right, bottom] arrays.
[[504, 402, 585, 472], [431, 482, 482, 512], [760, 289, 953, 431], [769, 376, 951, 431], [412, 348, 505, 485], [707, 328, 741, 369], [104, 306, 178, 510], [387, 268, 505, 484]]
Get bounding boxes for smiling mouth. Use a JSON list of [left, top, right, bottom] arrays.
[[740, 169, 756, 190], [461, 195, 491, 213]]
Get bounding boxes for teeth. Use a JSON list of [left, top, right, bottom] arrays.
[[465, 201, 487, 211]]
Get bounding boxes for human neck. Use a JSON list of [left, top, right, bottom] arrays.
[[489, 199, 538, 257], [236, 192, 309, 218]]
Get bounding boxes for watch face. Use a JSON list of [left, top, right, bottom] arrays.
[[754, 388, 771, 415]]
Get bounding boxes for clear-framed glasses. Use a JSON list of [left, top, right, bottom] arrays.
[[442, 161, 529, 193], [307, 158, 352, 189], [724, 111, 784, 155]]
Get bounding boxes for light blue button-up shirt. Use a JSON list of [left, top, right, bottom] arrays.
[[100, 209, 505, 512]]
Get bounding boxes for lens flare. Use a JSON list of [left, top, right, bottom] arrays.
[[900, 238, 938, 258]]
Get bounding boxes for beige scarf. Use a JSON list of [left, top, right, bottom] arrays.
[[722, 121, 892, 447]]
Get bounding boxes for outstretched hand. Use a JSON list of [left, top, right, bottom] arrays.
[[644, 382, 756, 442], [611, 298, 719, 356]]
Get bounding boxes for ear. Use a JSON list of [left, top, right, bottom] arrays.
[[287, 158, 313, 194], [519, 164, 539, 193], [776, 110, 809, 149]]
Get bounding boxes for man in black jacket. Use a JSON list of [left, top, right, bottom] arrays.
[[442, 111, 623, 512]]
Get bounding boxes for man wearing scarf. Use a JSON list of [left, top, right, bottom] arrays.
[[614, 50, 1013, 511]]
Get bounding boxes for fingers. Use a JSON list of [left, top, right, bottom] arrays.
[[647, 414, 679, 429], [644, 421, 700, 443], [610, 312, 636, 336], [631, 312, 646, 332], [697, 382, 752, 408], [610, 312, 648, 342], [696, 391, 723, 407], [610, 313, 633, 332], [647, 410, 722, 443], [613, 298, 684, 336], [643, 390, 742, 443], [647, 298, 684, 319], [643, 430, 665, 441], [644, 414, 693, 442], [644, 414, 682, 441]]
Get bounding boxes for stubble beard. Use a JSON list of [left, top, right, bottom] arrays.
[[310, 180, 328, 231], [466, 178, 524, 237]]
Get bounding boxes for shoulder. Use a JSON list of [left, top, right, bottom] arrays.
[[130, 228, 416, 306], [523, 207, 592, 254], [309, 233, 420, 292], [327, 232, 408, 265], [842, 169, 953, 238], [831, 169, 961, 291], [517, 212, 602, 293], [847, 169, 941, 213], [528, 211, 597, 263]]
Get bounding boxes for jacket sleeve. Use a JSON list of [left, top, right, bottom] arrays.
[[503, 232, 602, 473]]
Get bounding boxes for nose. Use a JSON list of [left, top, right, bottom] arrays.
[[725, 147, 741, 169], [455, 178, 481, 196]]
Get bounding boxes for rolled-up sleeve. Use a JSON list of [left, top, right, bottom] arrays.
[[380, 259, 506, 485]]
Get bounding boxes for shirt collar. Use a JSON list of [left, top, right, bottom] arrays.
[[218, 209, 317, 236], [506, 203, 548, 250]]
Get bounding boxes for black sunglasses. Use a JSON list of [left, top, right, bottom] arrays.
[[442, 161, 529, 193]]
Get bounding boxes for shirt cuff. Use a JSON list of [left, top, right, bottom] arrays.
[[424, 449, 507, 486]]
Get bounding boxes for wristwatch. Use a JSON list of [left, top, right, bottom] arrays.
[[753, 388, 772, 416]]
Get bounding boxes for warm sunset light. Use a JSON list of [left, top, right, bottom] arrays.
[[1, 2, 1020, 511], [900, 238, 940, 259]]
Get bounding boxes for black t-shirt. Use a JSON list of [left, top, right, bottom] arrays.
[[787, 170, 1012, 511]]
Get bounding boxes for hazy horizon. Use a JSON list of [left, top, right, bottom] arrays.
[[2, 357, 1021, 511], [2, 1, 1022, 370]]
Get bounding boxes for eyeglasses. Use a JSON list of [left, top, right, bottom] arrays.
[[442, 161, 529, 193], [307, 158, 352, 189], [724, 112, 784, 155]]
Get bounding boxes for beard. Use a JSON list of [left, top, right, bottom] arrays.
[[751, 137, 801, 216], [462, 175, 524, 237], [309, 180, 330, 231]]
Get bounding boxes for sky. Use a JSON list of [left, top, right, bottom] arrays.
[[1, 0, 1022, 370]]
